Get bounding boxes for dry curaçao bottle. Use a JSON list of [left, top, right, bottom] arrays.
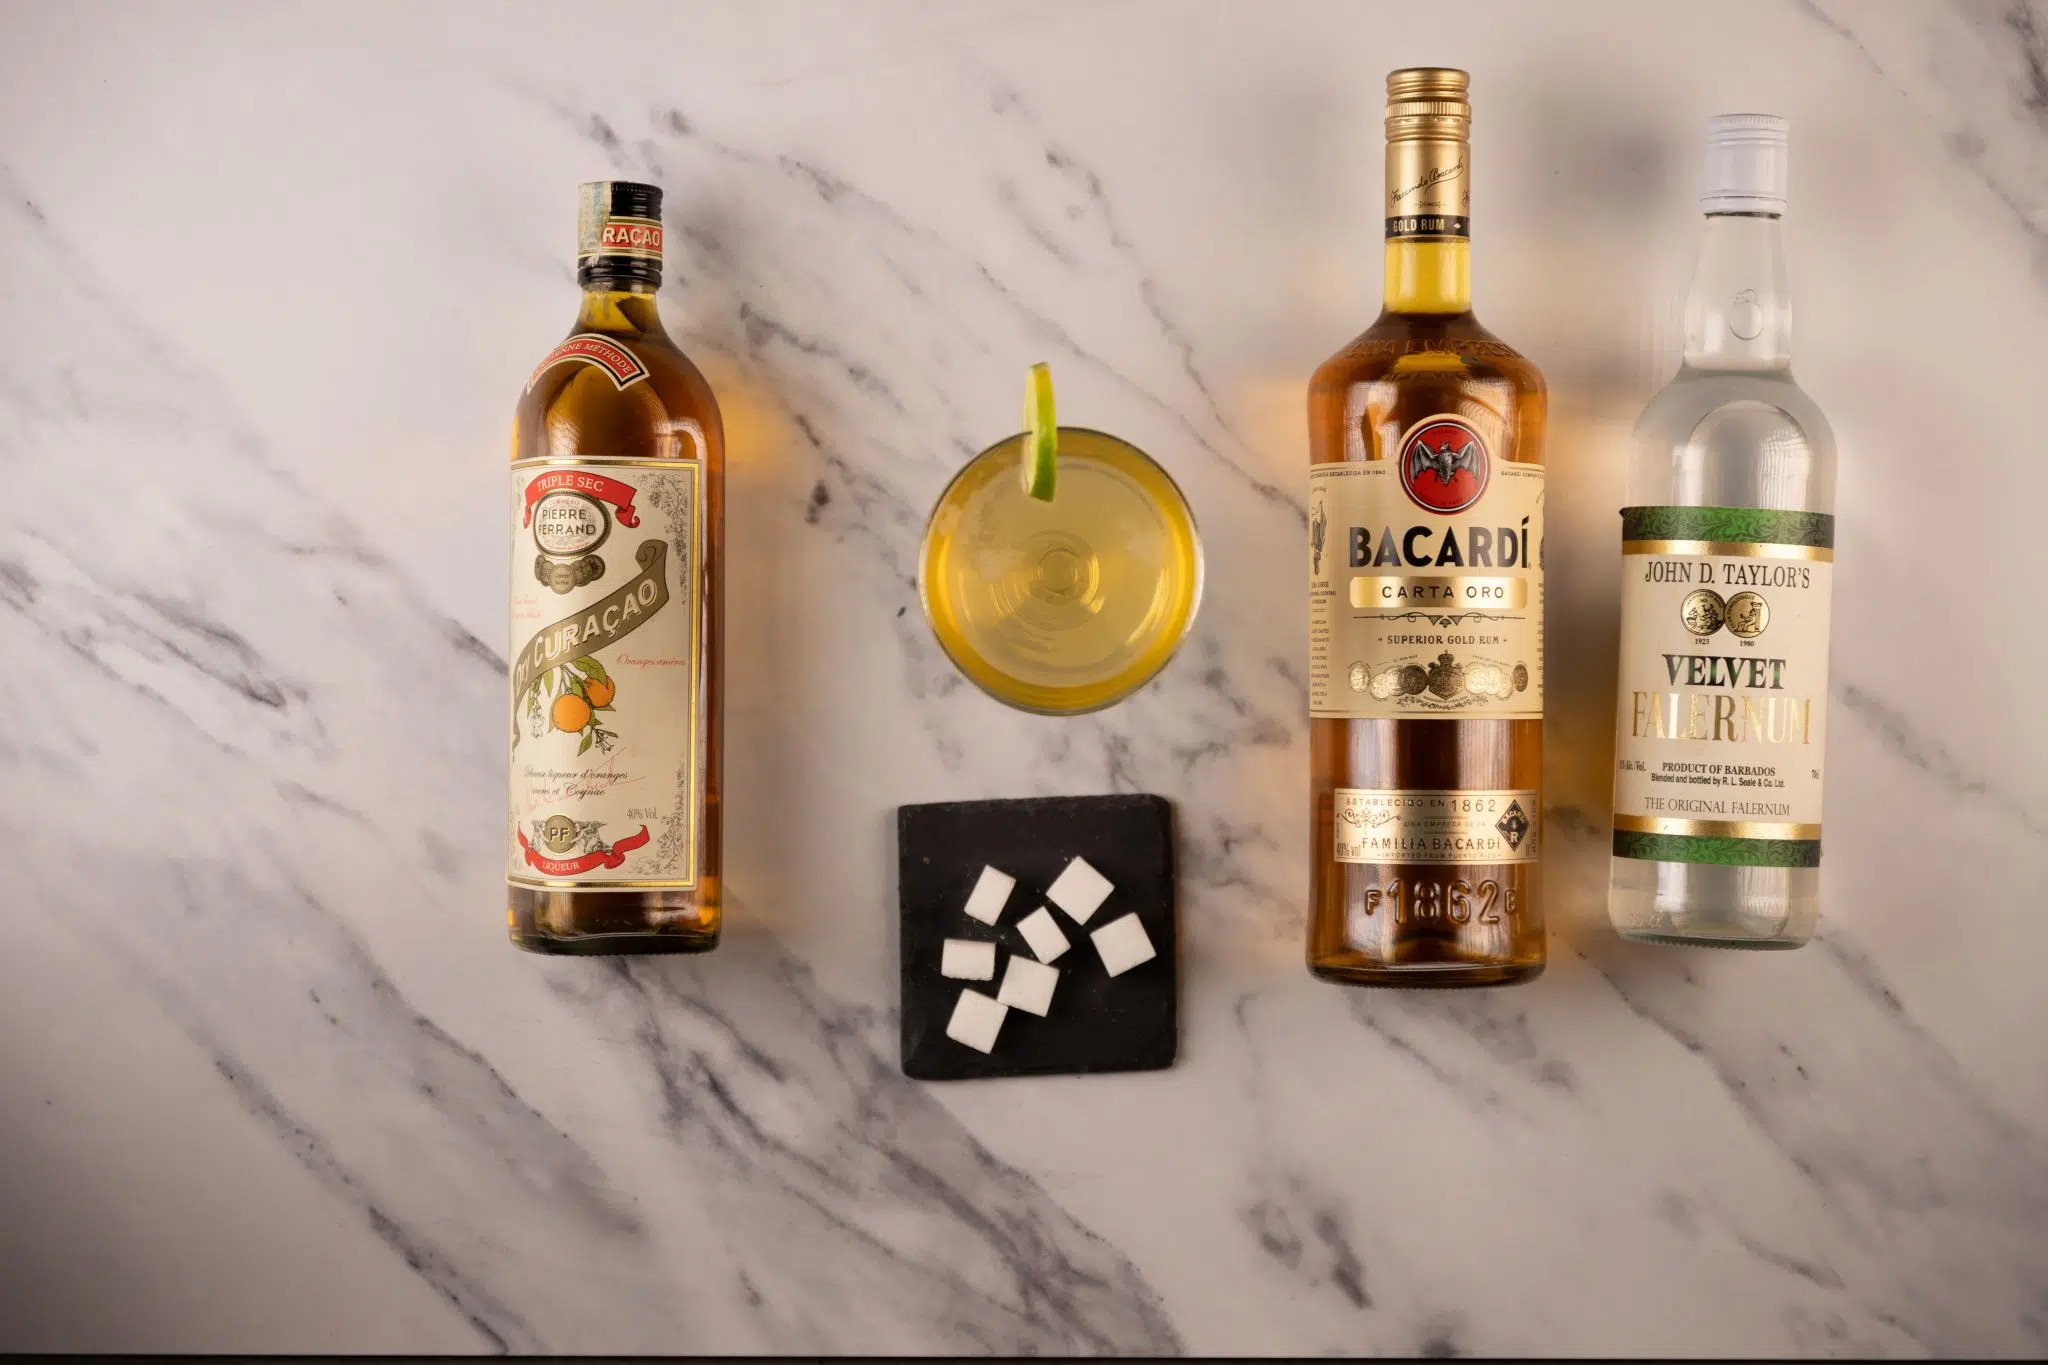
[[1306, 69, 1547, 987], [507, 181, 726, 953], [1609, 116, 1836, 948]]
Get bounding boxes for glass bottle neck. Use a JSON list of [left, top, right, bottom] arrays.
[[1683, 213, 1790, 371], [1383, 238, 1471, 315], [575, 277, 667, 339]]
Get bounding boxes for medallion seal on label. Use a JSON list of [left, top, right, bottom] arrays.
[[1398, 416, 1490, 515]]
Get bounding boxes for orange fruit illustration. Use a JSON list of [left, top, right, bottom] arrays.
[[585, 677, 616, 708], [551, 693, 593, 733]]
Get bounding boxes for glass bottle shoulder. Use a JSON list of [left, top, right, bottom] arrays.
[[1628, 365, 1834, 510], [1313, 312, 1545, 394], [1309, 313, 1546, 468], [514, 316, 722, 465]]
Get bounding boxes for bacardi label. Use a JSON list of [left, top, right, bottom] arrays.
[[508, 457, 703, 889], [1334, 788, 1538, 865], [1611, 506, 1834, 868], [1309, 415, 1544, 719]]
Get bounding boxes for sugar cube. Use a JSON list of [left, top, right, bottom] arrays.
[[1015, 906, 1071, 963], [939, 938, 997, 981], [1091, 912, 1156, 977], [996, 955, 1059, 1017], [945, 989, 1008, 1053], [1046, 856, 1114, 924], [961, 865, 1016, 925]]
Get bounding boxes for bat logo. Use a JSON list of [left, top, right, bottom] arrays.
[[1398, 417, 1490, 515]]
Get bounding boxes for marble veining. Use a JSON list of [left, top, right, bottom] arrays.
[[0, 0, 2043, 1355]]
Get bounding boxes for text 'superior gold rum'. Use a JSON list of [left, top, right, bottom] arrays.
[[507, 181, 725, 953], [1306, 69, 1547, 987]]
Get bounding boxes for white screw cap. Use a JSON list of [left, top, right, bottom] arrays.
[[1702, 113, 1788, 215]]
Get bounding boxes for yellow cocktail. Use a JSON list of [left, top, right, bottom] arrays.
[[919, 426, 1202, 715]]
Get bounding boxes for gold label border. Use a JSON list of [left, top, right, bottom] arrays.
[[1334, 786, 1540, 866], [1622, 539, 1833, 562], [507, 876, 698, 892], [1350, 573, 1528, 612], [508, 456, 704, 890], [1613, 814, 1821, 841]]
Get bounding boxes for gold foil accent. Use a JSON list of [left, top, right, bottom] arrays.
[[1385, 67, 1470, 234], [1613, 814, 1821, 841], [1334, 787, 1538, 865], [1623, 539, 1834, 562], [1725, 591, 1769, 638], [1680, 588, 1727, 635], [510, 877, 704, 890], [1351, 574, 1527, 611], [1385, 68, 1470, 135]]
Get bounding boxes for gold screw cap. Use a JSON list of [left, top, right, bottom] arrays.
[[1385, 67, 1471, 140]]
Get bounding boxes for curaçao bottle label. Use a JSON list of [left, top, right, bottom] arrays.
[[1612, 506, 1834, 868], [508, 457, 702, 889]]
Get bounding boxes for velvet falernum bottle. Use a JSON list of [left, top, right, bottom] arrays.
[[1608, 116, 1837, 949]]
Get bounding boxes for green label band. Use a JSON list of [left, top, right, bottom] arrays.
[[1620, 506, 1834, 549], [1613, 829, 1822, 869]]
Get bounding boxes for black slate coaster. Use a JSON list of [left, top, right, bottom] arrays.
[[898, 793, 1177, 1081]]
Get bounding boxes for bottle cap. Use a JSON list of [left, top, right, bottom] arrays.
[[577, 180, 664, 284], [1702, 113, 1788, 215], [1384, 68, 1471, 241], [1385, 67, 1470, 141]]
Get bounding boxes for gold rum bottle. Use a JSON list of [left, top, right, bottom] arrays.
[[507, 181, 724, 953], [1306, 70, 1546, 986]]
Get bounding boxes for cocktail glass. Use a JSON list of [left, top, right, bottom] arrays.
[[918, 426, 1202, 715]]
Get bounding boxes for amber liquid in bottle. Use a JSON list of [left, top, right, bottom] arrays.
[[508, 183, 724, 953], [1305, 71, 1546, 986]]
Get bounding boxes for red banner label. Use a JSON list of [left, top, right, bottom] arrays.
[[522, 469, 641, 528], [528, 334, 648, 391], [516, 824, 651, 876], [600, 220, 663, 254]]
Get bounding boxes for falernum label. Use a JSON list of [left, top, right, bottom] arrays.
[[508, 458, 702, 889], [1611, 506, 1834, 868], [1309, 415, 1544, 718]]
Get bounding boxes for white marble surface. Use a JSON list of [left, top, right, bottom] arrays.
[[1, 0, 2044, 1354]]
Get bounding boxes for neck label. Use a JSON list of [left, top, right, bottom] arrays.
[[1386, 138, 1470, 240], [1387, 214, 1470, 240], [595, 217, 663, 259], [528, 334, 648, 392]]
